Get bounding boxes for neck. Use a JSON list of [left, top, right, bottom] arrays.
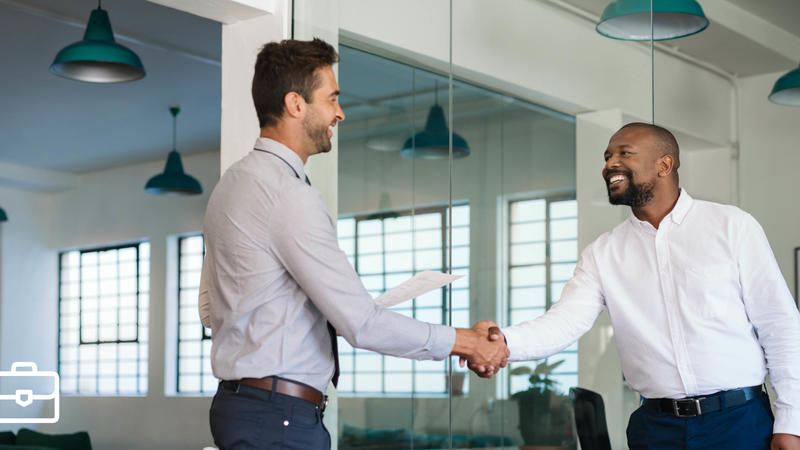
[[260, 124, 310, 164], [631, 184, 680, 229]]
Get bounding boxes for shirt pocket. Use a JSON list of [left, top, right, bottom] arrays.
[[684, 263, 738, 319]]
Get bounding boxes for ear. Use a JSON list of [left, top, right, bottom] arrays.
[[283, 91, 306, 119], [658, 154, 674, 178]]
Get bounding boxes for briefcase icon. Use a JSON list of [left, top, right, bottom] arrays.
[[0, 362, 59, 423]]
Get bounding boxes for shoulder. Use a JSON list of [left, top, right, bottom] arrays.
[[688, 198, 755, 228]]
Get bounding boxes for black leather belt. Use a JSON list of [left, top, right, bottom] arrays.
[[642, 385, 764, 418], [222, 377, 328, 411]]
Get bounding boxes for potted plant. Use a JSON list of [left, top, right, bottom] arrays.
[[510, 360, 576, 450]]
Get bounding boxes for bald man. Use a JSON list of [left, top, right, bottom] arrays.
[[480, 123, 800, 449]]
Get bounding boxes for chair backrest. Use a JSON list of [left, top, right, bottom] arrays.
[[569, 387, 612, 450]]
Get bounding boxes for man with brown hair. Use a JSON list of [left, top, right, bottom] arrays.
[[479, 123, 800, 449], [198, 38, 507, 449]]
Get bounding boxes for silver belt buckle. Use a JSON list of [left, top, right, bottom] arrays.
[[673, 398, 702, 417]]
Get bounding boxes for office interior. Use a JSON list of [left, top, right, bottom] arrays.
[[0, 0, 798, 448]]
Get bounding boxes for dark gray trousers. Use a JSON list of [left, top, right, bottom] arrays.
[[210, 381, 330, 450]]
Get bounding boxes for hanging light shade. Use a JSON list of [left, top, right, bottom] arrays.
[[0, 208, 7, 222], [50, 2, 145, 83], [401, 105, 470, 160], [596, 0, 709, 41], [145, 106, 202, 195], [769, 64, 800, 106]]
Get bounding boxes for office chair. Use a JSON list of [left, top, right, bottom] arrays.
[[569, 387, 612, 450]]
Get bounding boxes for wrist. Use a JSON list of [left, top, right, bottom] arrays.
[[451, 328, 477, 358]]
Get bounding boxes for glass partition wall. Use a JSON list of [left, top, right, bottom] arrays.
[[335, 45, 577, 448], [292, 1, 579, 447]]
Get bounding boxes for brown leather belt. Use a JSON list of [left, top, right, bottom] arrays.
[[226, 376, 327, 411]]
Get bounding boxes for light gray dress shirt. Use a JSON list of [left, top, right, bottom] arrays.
[[199, 138, 456, 393], [503, 190, 800, 435]]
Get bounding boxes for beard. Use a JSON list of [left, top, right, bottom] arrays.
[[302, 112, 332, 154], [607, 171, 655, 208]]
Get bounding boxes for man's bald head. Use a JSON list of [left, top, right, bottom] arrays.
[[617, 122, 680, 173]]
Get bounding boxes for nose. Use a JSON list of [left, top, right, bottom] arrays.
[[336, 103, 345, 122]]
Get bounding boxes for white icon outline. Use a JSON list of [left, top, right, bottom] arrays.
[[0, 362, 60, 423]]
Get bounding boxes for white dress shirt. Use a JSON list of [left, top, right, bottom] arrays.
[[502, 190, 800, 435], [199, 138, 455, 393]]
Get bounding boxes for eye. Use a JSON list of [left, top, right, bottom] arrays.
[[620, 151, 630, 156]]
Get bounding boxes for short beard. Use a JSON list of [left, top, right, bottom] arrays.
[[608, 177, 655, 208], [302, 114, 332, 154]]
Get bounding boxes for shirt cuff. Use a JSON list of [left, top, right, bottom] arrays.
[[774, 407, 800, 437], [501, 325, 530, 362], [428, 324, 456, 360]]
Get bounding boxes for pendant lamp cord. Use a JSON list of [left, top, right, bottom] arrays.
[[98, 0, 102, 9], [173, 114, 177, 151], [650, 0, 655, 124], [447, 0, 454, 448]]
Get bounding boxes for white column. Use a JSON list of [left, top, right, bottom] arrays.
[[220, 3, 291, 172]]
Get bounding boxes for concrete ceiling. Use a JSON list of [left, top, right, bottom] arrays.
[[0, 0, 221, 173], [1, 0, 799, 176]]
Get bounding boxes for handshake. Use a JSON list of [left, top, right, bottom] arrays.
[[451, 320, 509, 379]]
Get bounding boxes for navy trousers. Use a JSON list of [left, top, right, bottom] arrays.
[[210, 381, 330, 450], [627, 392, 774, 449]]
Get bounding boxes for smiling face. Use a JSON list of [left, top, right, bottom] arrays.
[[302, 66, 345, 155], [602, 127, 663, 208]]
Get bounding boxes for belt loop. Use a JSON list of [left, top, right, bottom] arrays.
[[269, 377, 277, 400], [720, 391, 726, 409]]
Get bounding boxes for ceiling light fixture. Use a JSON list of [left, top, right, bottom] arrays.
[[769, 64, 800, 106], [401, 82, 470, 160], [145, 106, 202, 196], [596, 0, 709, 41], [0, 208, 7, 222], [50, 0, 145, 83]]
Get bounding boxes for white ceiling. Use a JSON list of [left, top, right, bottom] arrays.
[[1, 0, 799, 174]]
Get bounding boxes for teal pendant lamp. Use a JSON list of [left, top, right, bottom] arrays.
[[401, 84, 470, 160], [597, 0, 709, 41], [769, 64, 800, 106], [145, 106, 202, 196], [0, 208, 7, 222], [50, 1, 145, 83]]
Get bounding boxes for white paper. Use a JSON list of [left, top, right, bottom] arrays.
[[374, 271, 462, 308]]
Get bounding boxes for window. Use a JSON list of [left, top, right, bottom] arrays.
[[58, 242, 149, 395], [176, 234, 215, 394], [507, 195, 578, 394], [336, 204, 470, 396]]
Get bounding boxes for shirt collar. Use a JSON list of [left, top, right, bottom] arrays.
[[628, 188, 693, 231], [254, 137, 306, 179]]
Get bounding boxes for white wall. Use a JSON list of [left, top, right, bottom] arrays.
[[738, 71, 800, 298], [0, 151, 219, 450]]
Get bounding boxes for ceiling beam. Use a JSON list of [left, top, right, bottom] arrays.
[[146, 0, 277, 25], [0, 0, 220, 67], [0, 162, 77, 193], [702, 0, 800, 65]]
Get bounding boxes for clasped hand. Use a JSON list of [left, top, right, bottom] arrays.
[[453, 320, 509, 379]]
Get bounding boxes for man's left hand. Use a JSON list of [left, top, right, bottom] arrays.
[[772, 433, 800, 450]]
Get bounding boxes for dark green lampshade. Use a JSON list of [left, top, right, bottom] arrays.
[[401, 105, 470, 160], [50, 7, 145, 83], [769, 65, 800, 106], [597, 0, 709, 41], [0, 208, 7, 222], [145, 151, 202, 195]]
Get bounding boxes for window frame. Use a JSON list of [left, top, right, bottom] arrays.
[[57, 241, 149, 396]]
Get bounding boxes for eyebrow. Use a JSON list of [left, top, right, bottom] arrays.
[[330, 90, 340, 97]]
